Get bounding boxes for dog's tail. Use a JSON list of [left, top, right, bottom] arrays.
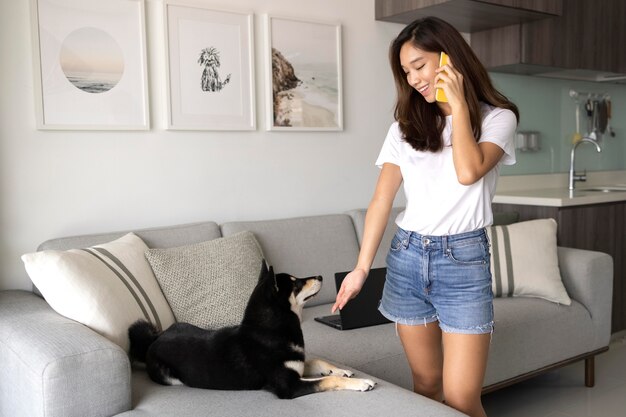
[[128, 320, 160, 363]]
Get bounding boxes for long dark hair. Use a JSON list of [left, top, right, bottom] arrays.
[[389, 17, 519, 152]]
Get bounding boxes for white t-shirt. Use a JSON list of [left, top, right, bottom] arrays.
[[376, 103, 516, 236]]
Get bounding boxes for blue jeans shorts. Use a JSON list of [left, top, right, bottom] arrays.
[[378, 227, 494, 334]]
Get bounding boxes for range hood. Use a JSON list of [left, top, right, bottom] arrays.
[[535, 69, 626, 84], [482, 62, 626, 85]]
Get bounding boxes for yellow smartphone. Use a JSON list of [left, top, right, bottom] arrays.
[[436, 52, 449, 103]]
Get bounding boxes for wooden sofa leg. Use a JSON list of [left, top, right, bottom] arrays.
[[585, 356, 595, 387]]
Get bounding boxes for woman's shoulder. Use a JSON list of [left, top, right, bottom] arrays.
[[480, 102, 517, 125], [386, 121, 404, 140]]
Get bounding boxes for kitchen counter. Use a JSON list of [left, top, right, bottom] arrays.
[[494, 171, 626, 207], [493, 185, 626, 207]]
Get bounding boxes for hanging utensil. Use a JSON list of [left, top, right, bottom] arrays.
[[572, 101, 582, 143], [606, 98, 616, 137], [588, 99, 597, 140], [585, 98, 596, 140], [598, 99, 608, 134]]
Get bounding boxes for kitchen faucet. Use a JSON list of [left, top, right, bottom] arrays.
[[569, 137, 602, 190]]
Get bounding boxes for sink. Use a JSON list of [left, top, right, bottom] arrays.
[[582, 185, 626, 193]]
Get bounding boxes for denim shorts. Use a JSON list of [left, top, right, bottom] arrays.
[[378, 227, 494, 334]]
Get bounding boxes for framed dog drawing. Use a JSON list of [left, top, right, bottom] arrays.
[[163, 1, 256, 130]]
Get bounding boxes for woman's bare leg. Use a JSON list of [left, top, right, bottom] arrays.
[[397, 322, 444, 401], [441, 332, 491, 417]]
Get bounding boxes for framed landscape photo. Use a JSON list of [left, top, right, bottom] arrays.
[[163, 1, 255, 130], [30, 0, 150, 130], [265, 15, 343, 131]]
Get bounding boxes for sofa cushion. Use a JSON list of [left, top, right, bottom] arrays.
[[485, 297, 594, 387], [121, 369, 467, 417], [487, 218, 571, 305], [221, 215, 361, 306], [21, 233, 176, 351], [145, 231, 264, 329], [302, 297, 595, 391], [302, 303, 405, 369]]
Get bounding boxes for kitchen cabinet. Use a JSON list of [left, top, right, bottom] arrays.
[[375, 0, 562, 32], [493, 201, 626, 333], [471, 0, 626, 79]]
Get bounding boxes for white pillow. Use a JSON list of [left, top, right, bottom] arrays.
[[22, 233, 176, 351], [487, 218, 571, 305]]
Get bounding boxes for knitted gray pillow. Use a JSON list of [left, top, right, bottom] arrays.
[[145, 231, 264, 329]]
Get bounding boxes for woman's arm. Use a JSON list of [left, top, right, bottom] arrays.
[[332, 163, 403, 313], [435, 63, 505, 185], [450, 107, 504, 185]]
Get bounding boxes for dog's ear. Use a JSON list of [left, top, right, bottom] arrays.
[[267, 266, 280, 293], [258, 259, 270, 282]]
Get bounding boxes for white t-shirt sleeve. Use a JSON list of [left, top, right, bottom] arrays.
[[375, 123, 402, 168], [478, 107, 517, 166]]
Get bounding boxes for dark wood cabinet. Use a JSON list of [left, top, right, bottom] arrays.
[[471, 0, 626, 76], [375, 0, 562, 32], [493, 202, 626, 334]]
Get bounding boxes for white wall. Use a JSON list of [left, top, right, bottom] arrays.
[[0, 0, 405, 290]]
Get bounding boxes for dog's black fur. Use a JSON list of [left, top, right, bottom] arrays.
[[128, 262, 375, 399]]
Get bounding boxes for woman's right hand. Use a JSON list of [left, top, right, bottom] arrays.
[[331, 268, 368, 313]]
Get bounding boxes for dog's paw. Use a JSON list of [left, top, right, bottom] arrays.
[[356, 378, 376, 392], [325, 368, 354, 378]]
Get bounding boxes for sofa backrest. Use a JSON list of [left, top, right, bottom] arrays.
[[33, 209, 405, 307], [346, 207, 404, 270], [33, 222, 222, 297], [37, 222, 222, 251], [221, 214, 360, 306]]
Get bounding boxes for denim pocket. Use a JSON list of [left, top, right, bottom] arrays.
[[445, 240, 487, 266], [390, 234, 404, 252], [390, 228, 411, 252]]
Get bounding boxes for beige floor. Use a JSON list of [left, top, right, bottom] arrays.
[[482, 334, 626, 417]]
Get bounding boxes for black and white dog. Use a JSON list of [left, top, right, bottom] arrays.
[[128, 262, 376, 399]]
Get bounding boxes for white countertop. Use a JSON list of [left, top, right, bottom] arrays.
[[494, 171, 626, 207], [494, 185, 626, 207]]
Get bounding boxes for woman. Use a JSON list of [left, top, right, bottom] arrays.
[[332, 17, 518, 417]]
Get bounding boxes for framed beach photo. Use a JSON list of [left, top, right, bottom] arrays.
[[30, 0, 150, 130], [163, 1, 255, 130], [264, 15, 343, 131]]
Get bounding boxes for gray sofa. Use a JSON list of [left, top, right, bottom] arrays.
[[0, 208, 613, 417]]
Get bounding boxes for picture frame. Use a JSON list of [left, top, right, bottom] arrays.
[[30, 0, 150, 130], [163, 1, 255, 130], [264, 15, 343, 131]]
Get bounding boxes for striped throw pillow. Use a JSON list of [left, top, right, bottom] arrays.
[[487, 218, 571, 305], [22, 233, 175, 351]]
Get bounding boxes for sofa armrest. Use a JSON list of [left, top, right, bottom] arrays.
[[0, 290, 131, 417], [557, 247, 613, 349]]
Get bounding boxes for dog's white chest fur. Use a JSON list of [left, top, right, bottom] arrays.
[[289, 293, 304, 320], [284, 360, 305, 376]]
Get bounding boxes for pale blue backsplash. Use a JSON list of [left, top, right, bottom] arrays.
[[490, 73, 626, 175]]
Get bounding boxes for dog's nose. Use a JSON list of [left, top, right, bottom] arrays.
[[317, 276, 323, 282]]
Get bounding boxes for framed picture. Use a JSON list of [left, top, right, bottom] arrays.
[[30, 0, 150, 130], [163, 1, 255, 130], [264, 15, 343, 131]]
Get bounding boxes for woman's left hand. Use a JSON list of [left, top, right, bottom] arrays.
[[435, 59, 466, 110]]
